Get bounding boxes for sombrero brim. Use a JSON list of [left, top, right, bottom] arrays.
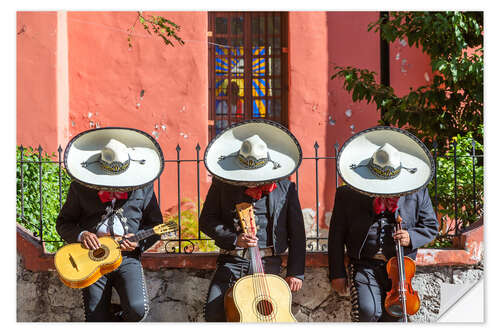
[[204, 119, 302, 186], [64, 127, 164, 191], [337, 126, 434, 197]]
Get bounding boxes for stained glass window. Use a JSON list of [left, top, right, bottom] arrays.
[[208, 12, 288, 138]]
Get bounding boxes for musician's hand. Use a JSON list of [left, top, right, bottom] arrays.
[[393, 229, 411, 247], [236, 233, 258, 248], [120, 233, 138, 251], [285, 276, 303, 292], [331, 278, 348, 295], [81, 231, 100, 250]]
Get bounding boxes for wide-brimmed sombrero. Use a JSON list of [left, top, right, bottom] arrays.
[[337, 126, 434, 197], [204, 119, 302, 186], [64, 127, 164, 192]]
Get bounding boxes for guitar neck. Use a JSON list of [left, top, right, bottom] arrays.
[[248, 246, 264, 274], [124, 228, 157, 243], [235, 202, 265, 274]]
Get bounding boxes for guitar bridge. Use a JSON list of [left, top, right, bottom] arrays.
[[69, 254, 79, 272]]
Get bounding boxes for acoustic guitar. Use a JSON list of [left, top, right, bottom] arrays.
[[54, 221, 177, 289], [224, 202, 297, 322]]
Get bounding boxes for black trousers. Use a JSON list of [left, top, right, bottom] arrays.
[[81, 255, 149, 322], [204, 253, 282, 322], [348, 258, 403, 322]]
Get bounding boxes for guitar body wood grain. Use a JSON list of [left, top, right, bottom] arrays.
[[224, 274, 296, 322], [54, 237, 122, 289]]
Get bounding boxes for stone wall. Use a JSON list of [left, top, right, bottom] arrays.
[[17, 253, 483, 322]]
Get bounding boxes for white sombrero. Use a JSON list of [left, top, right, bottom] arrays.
[[204, 119, 302, 186], [64, 127, 164, 191], [337, 126, 434, 197]]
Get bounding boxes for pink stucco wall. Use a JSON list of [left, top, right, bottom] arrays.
[[17, 12, 59, 151], [289, 12, 381, 230], [66, 12, 210, 211], [17, 11, 431, 223]]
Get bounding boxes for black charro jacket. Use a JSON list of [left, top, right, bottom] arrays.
[[328, 185, 438, 280], [56, 181, 163, 255], [199, 178, 306, 280]]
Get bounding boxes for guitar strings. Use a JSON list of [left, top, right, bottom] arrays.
[[247, 215, 264, 322], [254, 224, 274, 322], [250, 235, 270, 321], [249, 214, 273, 322], [245, 207, 275, 322], [255, 249, 272, 322], [254, 246, 274, 322], [250, 248, 266, 322]]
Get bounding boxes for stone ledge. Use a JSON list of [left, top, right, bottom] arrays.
[[16, 224, 54, 272], [416, 249, 480, 266], [16, 223, 483, 272]]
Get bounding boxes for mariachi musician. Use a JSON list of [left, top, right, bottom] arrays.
[[56, 127, 165, 321], [328, 126, 438, 322], [199, 119, 306, 322]]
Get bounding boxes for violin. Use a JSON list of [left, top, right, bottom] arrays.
[[384, 216, 420, 322]]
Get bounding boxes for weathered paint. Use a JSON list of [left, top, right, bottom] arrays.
[[16, 11, 210, 211], [390, 37, 432, 97], [65, 11, 210, 211]]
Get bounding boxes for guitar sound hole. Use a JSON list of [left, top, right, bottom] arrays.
[[256, 299, 274, 316], [88, 245, 109, 262], [93, 248, 106, 258]]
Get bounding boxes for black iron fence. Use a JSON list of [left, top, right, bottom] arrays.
[[16, 138, 483, 253]]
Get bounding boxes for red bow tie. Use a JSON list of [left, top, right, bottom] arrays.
[[98, 191, 129, 203], [244, 183, 277, 200], [373, 197, 399, 215]]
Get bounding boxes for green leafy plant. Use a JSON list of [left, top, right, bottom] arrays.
[[425, 126, 483, 248], [163, 199, 218, 253], [16, 146, 71, 253], [128, 11, 185, 49], [331, 11, 483, 151]]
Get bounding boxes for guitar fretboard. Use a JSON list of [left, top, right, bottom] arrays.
[[122, 228, 156, 243], [249, 246, 265, 274]]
